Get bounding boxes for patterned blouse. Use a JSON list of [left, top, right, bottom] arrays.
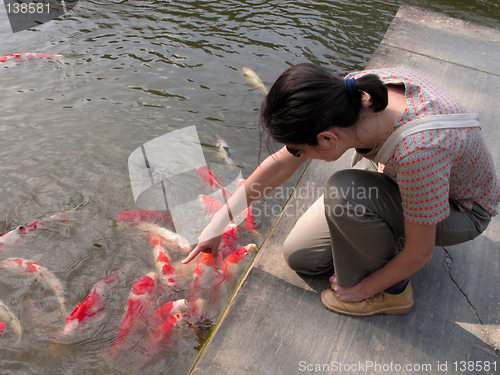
[[347, 68, 500, 225]]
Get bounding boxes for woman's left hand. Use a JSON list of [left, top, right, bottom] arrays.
[[329, 274, 368, 302]]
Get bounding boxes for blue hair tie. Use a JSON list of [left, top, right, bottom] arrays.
[[344, 77, 357, 96]]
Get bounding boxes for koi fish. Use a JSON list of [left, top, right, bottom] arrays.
[[147, 234, 176, 288], [145, 313, 182, 356], [219, 224, 240, 259], [63, 272, 121, 336], [221, 224, 239, 248], [221, 244, 257, 280], [243, 205, 257, 233], [192, 245, 256, 322], [116, 210, 172, 226], [0, 230, 23, 251], [197, 166, 224, 190], [198, 194, 223, 216], [147, 299, 186, 331], [197, 167, 232, 201], [107, 272, 158, 356], [0, 258, 66, 316], [242, 67, 268, 94], [209, 244, 257, 319], [0, 53, 62, 63], [0, 212, 68, 252], [188, 252, 222, 322], [216, 138, 234, 165], [187, 298, 207, 324], [135, 222, 191, 253], [0, 300, 22, 345]]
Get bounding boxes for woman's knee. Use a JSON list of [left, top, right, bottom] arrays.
[[282, 236, 333, 275]]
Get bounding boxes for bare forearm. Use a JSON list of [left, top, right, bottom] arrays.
[[202, 146, 305, 238], [244, 146, 305, 203]]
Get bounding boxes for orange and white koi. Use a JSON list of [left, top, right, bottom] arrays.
[[243, 205, 257, 233], [198, 194, 223, 216], [187, 252, 222, 322], [0, 322, 5, 339], [144, 313, 182, 356], [220, 244, 257, 280], [116, 210, 172, 226], [63, 272, 120, 336], [197, 166, 224, 190], [0, 53, 62, 63], [0, 258, 66, 316], [0, 300, 22, 345], [208, 244, 257, 319], [0, 212, 68, 252], [147, 234, 176, 288], [197, 167, 232, 201], [219, 224, 240, 259], [147, 299, 186, 331], [107, 272, 157, 356], [221, 224, 239, 248], [135, 222, 191, 253]]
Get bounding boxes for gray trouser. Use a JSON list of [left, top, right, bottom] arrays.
[[282, 169, 491, 288]]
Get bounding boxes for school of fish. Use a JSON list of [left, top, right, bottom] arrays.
[[1, 70, 262, 365], [0, 165, 258, 362]]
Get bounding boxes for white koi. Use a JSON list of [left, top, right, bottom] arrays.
[[242, 67, 268, 94], [216, 138, 235, 165], [0, 212, 68, 253], [136, 222, 192, 253], [0, 258, 66, 316]]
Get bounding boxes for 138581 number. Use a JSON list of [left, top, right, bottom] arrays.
[[453, 361, 497, 372], [6, 2, 50, 13]]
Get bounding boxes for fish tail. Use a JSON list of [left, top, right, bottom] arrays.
[[242, 67, 268, 94]]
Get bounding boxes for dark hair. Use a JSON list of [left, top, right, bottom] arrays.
[[260, 63, 388, 146]]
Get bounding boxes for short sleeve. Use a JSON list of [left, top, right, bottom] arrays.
[[396, 148, 454, 224]]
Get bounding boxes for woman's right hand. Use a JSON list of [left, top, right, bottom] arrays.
[[181, 235, 222, 264]]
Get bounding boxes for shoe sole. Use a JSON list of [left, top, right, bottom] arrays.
[[320, 290, 413, 317]]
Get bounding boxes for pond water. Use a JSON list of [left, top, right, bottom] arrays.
[[0, 1, 498, 374]]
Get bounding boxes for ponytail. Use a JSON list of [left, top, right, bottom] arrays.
[[355, 74, 388, 112]]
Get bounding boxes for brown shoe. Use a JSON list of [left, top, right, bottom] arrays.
[[321, 281, 414, 317]]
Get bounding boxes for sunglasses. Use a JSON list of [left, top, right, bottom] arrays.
[[286, 143, 308, 157]]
